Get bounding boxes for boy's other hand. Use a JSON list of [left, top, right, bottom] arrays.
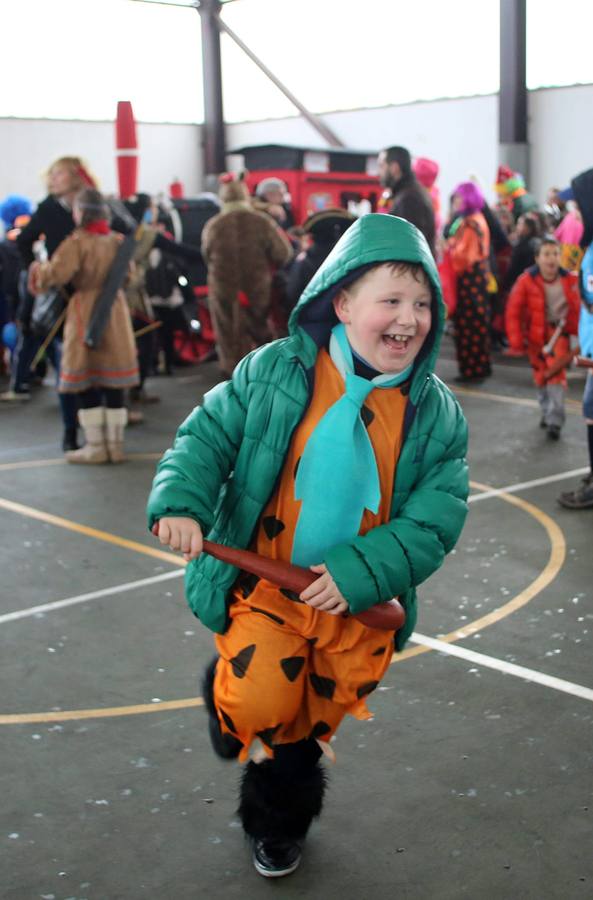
[[300, 564, 349, 615], [156, 516, 203, 561]]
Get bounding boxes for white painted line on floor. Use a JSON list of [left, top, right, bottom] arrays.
[[0, 569, 184, 625], [469, 467, 590, 503], [411, 632, 593, 703]]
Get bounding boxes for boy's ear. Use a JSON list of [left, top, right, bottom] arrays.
[[333, 290, 351, 323]]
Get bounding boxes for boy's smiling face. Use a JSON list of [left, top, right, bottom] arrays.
[[333, 263, 433, 374]]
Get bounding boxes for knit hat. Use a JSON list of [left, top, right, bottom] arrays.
[[413, 158, 439, 189]]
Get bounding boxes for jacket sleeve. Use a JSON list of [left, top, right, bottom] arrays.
[[200, 219, 213, 263], [36, 235, 82, 290], [505, 275, 529, 350], [324, 393, 469, 614], [16, 207, 45, 267], [266, 223, 293, 268], [154, 231, 203, 264], [146, 360, 249, 532], [565, 275, 582, 335], [392, 192, 434, 244], [449, 221, 480, 273]]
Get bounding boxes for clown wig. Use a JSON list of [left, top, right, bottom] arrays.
[[453, 181, 485, 215]]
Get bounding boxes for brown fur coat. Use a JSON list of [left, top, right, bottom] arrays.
[[37, 229, 139, 393], [201, 201, 292, 374]]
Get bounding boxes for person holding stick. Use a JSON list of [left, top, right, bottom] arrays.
[[505, 236, 581, 440], [147, 214, 469, 878], [29, 188, 139, 464]]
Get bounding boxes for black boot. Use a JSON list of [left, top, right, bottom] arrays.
[[238, 741, 326, 878], [201, 657, 243, 760], [62, 426, 79, 452]]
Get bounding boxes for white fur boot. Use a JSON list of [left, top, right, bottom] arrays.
[[65, 407, 108, 464], [105, 407, 128, 463]]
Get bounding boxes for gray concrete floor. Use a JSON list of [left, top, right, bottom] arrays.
[[1, 339, 592, 900]]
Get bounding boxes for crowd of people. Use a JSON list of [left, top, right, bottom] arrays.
[[1, 145, 593, 880], [1, 148, 592, 488]]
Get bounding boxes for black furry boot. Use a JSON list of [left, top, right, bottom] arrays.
[[238, 740, 326, 878], [201, 657, 243, 760]]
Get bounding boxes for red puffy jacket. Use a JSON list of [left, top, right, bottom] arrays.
[[505, 266, 580, 351]]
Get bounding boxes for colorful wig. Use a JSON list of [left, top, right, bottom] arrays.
[[0, 194, 32, 229], [453, 181, 485, 215]]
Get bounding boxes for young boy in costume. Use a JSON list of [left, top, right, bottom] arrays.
[[506, 236, 581, 440], [147, 214, 469, 878]]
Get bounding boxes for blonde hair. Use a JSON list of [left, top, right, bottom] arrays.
[[45, 156, 98, 192]]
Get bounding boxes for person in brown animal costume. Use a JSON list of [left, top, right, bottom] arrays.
[[201, 175, 292, 376]]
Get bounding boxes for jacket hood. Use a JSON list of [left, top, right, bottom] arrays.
[[288, 213, 444, 403], [571, 168, 593, 247]]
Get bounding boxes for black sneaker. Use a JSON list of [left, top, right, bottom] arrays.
[[539, 417, 547, 429], [558, 474, 593, 510], [252, 838, 302, 878], [547, 425, 561, 440]]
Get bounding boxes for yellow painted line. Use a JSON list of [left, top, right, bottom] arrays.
[[0, 452, 162, 472], [0, 697, 203, 725], [0, 458, 67, 472], [0, 480, 565, 725], [0, 496, 183, 567], [393, 480, 566, 663]]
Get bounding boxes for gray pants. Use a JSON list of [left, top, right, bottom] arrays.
[[537, 383, 566, 428]]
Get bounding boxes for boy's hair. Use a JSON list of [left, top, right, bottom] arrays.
[[75, 188, 110, 227], [347, 261, 431, 295], [535, 235, 560, 254]]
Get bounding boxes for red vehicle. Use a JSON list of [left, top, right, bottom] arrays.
[[232, 143, 382, 224]]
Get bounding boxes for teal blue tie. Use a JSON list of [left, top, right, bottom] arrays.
[[291, 324, 411, 567]]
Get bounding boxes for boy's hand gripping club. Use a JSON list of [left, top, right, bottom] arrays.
[[151, 522, 404, 632]]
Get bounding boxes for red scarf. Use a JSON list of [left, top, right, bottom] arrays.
[[84, 220, 110, 235]]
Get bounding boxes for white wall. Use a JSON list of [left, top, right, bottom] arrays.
[[1, 84, 592, 220], [0, 117, 202, 204], [528, 84, 593, 197]]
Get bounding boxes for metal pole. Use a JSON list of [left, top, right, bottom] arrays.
[[198, 0, 226, 175], [499, 0, 529, 180], [216, 16, 344, 148]]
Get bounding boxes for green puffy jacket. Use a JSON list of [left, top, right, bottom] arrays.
[[147, 214, 469, 650]]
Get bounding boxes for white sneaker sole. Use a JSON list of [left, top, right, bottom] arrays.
[[252, 854, 301, 878]]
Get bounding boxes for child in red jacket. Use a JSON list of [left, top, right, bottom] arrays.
[[506, 237, 580, 439]]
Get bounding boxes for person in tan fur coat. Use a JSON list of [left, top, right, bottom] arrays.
[[30, 189, 139, 464], [201, 175, 292, 376]]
